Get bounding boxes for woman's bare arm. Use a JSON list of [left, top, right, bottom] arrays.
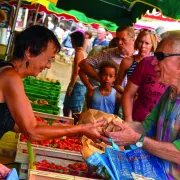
[[3, 69, 103, 142]]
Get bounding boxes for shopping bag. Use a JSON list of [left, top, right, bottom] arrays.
[[85, 139, 168, 180], [6, 168, 18, 180], [78, 109, 123, 133]]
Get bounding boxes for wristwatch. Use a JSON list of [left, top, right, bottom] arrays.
[[136, 134, 145, 147]]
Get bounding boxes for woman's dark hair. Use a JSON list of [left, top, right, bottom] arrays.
[[99, 61, 118, 77], [70, 31, 85, 47], [13, 25, 61, 59]]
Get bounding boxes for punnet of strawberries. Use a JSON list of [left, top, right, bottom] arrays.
[[20, 116, 82, 152], [34, 159, 101, 178], [20, 134, 82, 152]]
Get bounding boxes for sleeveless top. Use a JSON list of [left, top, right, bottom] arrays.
[[126, 56, 138, 77], [0, 61, 15, 138], [92, 87, 116, 114]]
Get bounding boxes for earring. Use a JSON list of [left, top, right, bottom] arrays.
[[26, 61, 29, 68]]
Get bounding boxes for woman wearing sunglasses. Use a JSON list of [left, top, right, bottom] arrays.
[[102, 32, 180, 180], [114, 29, 157, 93]]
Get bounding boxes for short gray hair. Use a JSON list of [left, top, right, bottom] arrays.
[[158, 30, 180, 53]]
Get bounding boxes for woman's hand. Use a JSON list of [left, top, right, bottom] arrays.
[[101, 120, 140, 146], [0, 164, 10, 178], [80, 120, 105, 141]]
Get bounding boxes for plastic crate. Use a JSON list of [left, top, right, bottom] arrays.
[[23, 82, 61, 92], [31, 104, 60, 115], [23, 77, 61, 88], [24, 86, 60, 97], [27, 92, 60, 101], [28, 96, 59, 106]]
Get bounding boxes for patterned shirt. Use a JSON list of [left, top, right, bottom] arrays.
[[142, 87, 180, 180], [86, 47, 124, 69], [86, 47, 127, 88]]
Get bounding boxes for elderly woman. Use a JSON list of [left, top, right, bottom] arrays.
[[0, 26, 103, 146], [114, 29, 157, 93], [102, 32, 180, 180]]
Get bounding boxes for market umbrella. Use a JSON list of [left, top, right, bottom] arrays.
[[27, 0, 152, 32], [124, 0, 180, 20], [3, 0, 180, 32], [50, 0, 180, 31]]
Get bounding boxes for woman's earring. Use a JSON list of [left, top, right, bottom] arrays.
[[26, 61, 29, 68]]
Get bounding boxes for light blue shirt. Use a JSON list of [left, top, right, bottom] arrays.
[[92, 87, 116, 114]]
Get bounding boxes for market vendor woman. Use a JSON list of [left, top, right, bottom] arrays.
[[102, 32, 180, 179], [0, 25, 104, 160]]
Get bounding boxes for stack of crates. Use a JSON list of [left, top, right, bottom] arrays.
[[23, 76, 61, 115]]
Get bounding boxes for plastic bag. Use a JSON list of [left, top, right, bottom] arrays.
[[86, 139, 168, 180]]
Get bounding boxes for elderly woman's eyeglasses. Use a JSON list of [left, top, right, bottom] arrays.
[[154, 52, 180, 61], [41, 53, 55, 64]]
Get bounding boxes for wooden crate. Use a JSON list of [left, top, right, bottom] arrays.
[[15, 111, 81, 164], [28, 154, 101, 180], [34, 111, 74, 124], [15, 139, 83, 164]]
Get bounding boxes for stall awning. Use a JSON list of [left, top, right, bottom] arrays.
[[2, 0, 180, 32]]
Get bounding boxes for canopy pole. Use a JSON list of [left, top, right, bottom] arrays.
[[33, 3, 40, 25], [5, 0, 22, 61]]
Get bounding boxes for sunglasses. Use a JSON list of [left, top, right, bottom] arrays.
[[154, 52, 180, 61], [140, 28, 156, 34]]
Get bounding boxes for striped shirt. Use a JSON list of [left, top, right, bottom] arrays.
[[142, 87, 180, 180], [126, 58, 138, 77]]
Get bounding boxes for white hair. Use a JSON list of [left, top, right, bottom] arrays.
[[158, 30, 180, 53], [98, 27, 106, 33]]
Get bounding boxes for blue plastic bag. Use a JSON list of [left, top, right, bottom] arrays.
[[126, 148, 168, 180], [86, 139, 168, 180], [6, 168, 19, 180], [86, 152, 116, 180], [106, 147, 133, 180]]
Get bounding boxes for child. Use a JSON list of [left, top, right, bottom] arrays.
[[87, 61, 121, 115]]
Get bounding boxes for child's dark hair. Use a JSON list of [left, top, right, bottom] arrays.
[[99, 61, 118, 77]]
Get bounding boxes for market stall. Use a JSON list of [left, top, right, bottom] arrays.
[[0, 1, 180, 180]]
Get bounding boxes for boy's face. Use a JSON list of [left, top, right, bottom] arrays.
[[100, 67, 116, 87]]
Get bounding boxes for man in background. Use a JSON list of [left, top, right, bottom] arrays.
[[93, 27, 109, 47]]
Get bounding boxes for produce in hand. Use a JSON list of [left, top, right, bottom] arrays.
[[78, 109, 123, 133]]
